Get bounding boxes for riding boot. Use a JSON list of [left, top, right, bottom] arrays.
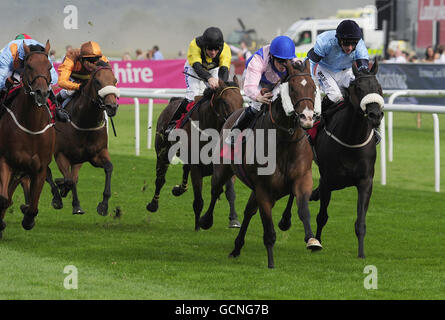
[[165, 98, 190, 136], [49, 91, 70, 123], [225, 106, 256, 145]]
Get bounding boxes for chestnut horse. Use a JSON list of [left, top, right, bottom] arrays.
[[280, 60, 384, 258], [0, 41, 55, 237], [199, 60, 320, 268], [146, 78, 244, 230], [46, 61, 119, 216]]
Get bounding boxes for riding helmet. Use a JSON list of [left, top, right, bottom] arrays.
[[201, 27, 224, 48], [335, 20, 362, 40], [269, 36, 296, 60], [80, 41, 103, 58], [15, 33, 32, 40]]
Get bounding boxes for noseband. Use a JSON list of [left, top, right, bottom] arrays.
[[22, 51, 51, 96]]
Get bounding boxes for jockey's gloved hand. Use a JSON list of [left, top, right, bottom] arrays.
[[55, 107, 70, 123]]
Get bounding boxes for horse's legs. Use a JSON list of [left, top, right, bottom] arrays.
[[0, 160, 12, 236], [229, 191, 258, 258], [46, 166, 63, 209], [55, 153, 74, 197], [190, 166, 204, 231], [70, 163, 85, 215], [146, 146, 170, 212], [199, 164, 233, 230], [225, 177, 240, 228], [255, 188, 276, 268], [279, 194, 294, 231], [172, 164, 190, 196], [294, 172, 322, 251], [21, 168, 47, 230], [355, 179, 373, 258], [315, 179, 331, 243], [90, 149, 113, 216]]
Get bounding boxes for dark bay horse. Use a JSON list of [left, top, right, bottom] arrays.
[[46, 61, 119, 215], [0, 41, 55, 236], [281, 60, 384, 258], [199, 60, 320, 268], [146, 78, 244, 230]]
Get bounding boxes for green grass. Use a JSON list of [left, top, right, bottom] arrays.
[[0, 105, 445, 300]]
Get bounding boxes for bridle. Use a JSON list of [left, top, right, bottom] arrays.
[[22, 51, 51, 96], [268, 71, 315, 136], [348, 73, 383, 117], [209, 86, 240, 122], [80, 66, 119, 110]]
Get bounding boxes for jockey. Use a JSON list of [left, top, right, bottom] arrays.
[[0, 34, 69, 121], [225, 35, 297, 144], [306, 19, 380, 144], [56, 40, 109, 105], [165, 26, 232, 134], [307, 19, 369, 111]]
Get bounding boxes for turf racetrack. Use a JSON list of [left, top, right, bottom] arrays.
[[0, 104, 444, 299]]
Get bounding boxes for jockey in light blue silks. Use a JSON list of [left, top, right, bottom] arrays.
[[0, 34, 69, 122], [306, 20, 382, 144], [0, 34, 58, 90]]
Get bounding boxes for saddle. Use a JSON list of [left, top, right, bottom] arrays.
[[0, 84, 24, 120]]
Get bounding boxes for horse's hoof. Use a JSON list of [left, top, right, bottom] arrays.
[[21, 216, 35, 230], [72, 207, 85, 215], [52, 198, 63, 210], [199, 215, 213, 230], [146, 201, 158, 212], [228, 250, 240, 258], [0, 220, 6, 232], [97, 202, 108, 216], [306, 238, 323, 251], [228, 219, 241, 228], [278, 218, 291, 231], [172, 185, 187, 196]]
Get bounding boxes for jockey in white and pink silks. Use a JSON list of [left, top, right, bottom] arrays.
[[226, 35, 320, 144]]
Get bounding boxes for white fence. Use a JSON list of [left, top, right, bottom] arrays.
[[120, 88, 445, 192]]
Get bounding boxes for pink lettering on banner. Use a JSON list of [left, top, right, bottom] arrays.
[[54, 59, 187, 104]]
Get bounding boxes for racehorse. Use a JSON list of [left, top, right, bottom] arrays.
[[146, 78, 244, 230], [46, 60, 119, 216], [199, 59, 320, 268], [280, 60, 384, 258], [0, 41, 55, 237]]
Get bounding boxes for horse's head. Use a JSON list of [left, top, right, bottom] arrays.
[[205, 76, 244, 123], [279, 59, 316, 129], [89, 61, 119, 117], [348, 59, 384, 128], [22, 40, 52, 107]]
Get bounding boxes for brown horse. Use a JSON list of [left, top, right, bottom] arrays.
[[146, 78, 244, 230], [199, 60, 321, 268], [46, 60, 119, 216], [0, 41, 55, 237]]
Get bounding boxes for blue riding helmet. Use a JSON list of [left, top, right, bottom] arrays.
[[336, 20, 362, 40], [270, 36, 296, 60]]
